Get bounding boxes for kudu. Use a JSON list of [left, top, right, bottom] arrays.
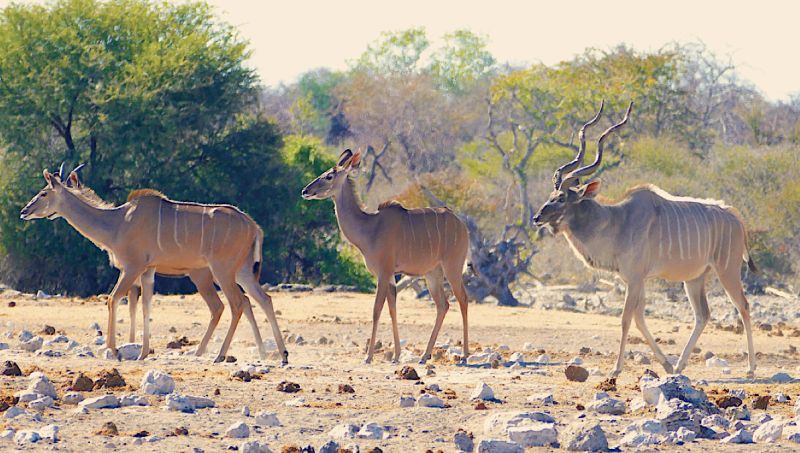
[[64, 172, 230, 357], [533, 101, 757, 377], [302, 149, 471, 364], [20, 165, 288, 364]]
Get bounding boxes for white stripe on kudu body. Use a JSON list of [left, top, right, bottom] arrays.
[[535, 101, 756, 380]]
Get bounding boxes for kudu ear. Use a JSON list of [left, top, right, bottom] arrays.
[[337, 148, 354, 167], [43, 169, 53, 186], [578, 180, 602, 199], [349, 150, 362, 169], [67, 171, 81, 189]]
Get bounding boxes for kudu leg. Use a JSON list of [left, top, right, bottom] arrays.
[[364, 276, 390, 364], [421, 269, 449, 364], [106, 267, 145, 357], [443, 265, 470, 362], [137, 268, 155, 360], [188, 269, 224, 357], [610, 281, 643, 377], [236, 268, 288, 365], [210, 273, 251, 363], [674, 276, 710, 374], [718, 268, 757, 377], [385, 282, 401, 363], [128, 283, 141, 343], [634, 305, 673, 374]]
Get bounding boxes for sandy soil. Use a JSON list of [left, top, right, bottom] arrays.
[[0, 286, 799, 452]]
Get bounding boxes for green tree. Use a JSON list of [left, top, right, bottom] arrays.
[[429, 29, 495, 94], [354, 27, 429, 75]]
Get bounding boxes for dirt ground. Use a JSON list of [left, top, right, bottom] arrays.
[[0, 287, 798, 452]]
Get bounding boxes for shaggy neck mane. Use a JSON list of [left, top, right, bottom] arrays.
[[67, 186, 115, 209]]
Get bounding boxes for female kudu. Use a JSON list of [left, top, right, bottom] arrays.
[[302, 149, 471, 364], [533, 101, 757, 377], [20, 165, 288, 364]]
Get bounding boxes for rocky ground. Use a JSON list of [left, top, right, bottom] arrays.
[[1, 282, 800, 452]]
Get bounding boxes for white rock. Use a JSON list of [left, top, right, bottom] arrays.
[[399, 396, 416, 407], [164, 394, 215, 412], [527, 393, 554, 406], [35, 290, 51, 299], [0, 343, 8, 350], [753, 420, 783, 443], [26, 373, 57, 398], [477, 439, 523, 453], [522, 342, 536, 351], [509, 352, 525, 363], [356, 422, 384, 440], [702, 414, 730, 430], [14, 430, 41, 444], [241, 440, 273, 453], [62, 392, 85, 405], [79, 395, 120, 409], [318, 440, 340, 453], [534, 354, 550, 364], [94, 336, 106, 346], [507, 422, 557, 447], [484, 412, 556, 438], [3, 407, 28, 419], [467, 353, 491, 364], [587, 396, 626, 415], [561, 422, 608, 452], [254, 411, 281, 427], [773, 392, 789, 403], [454, 430, 474, 452], [284, 396, 305, 407], [471, 382, 495, 401], [141, 370, 175, 395], [50, 335, 69, 343], [629, 397, 647, 412], [242, 406, 250, 417], [40, 425, 59, 443], [569, 356, 583, 365], [785, 425, 800, 443], [328, 423, 359, 439], [705, 356, 729, 368], [399, 349, 421, 363], [116, 343, 143, 360], [16, 391, 41, 403], [721, 429, 753, 444], [67, 340, 80, 350], [225, 421, 250, 439], [119, 394, 149, 407], [0, 428, 15, 442], [18, 330, 33, 342], [28, 396, 55, 411], [20, 336, 43, 352], [417, 393, 445, 408]]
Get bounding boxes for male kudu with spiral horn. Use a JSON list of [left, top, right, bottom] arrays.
[[533, 101, 757, 377]]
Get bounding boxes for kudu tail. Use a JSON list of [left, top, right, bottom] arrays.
[[252, 227, 264, 281]]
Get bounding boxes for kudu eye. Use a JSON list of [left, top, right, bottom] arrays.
[[325, 174, 333, 180]]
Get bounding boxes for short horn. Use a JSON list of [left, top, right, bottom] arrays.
[[58, 162, 66, 179], [553, 99, 605, 189], [72, 163, 85, 174]]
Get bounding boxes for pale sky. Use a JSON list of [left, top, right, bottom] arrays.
[[206, 0, 798, 101], [2, 1, 797, 100]]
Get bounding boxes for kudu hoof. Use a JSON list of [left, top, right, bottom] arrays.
[[281, 350, 289, 366], [213, 355, 225, 364]]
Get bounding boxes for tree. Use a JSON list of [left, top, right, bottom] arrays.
[[353, 27, 429, 76], [0, 0, 369, 294], [430, 29, 496, 94]]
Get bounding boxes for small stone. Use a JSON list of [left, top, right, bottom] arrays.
[[3, 407, 28, 419], [721, 429, 753, 444], [40, 325, 56, 335], [276, 381, 301, 393], [232, 370, 252, 382], [70, 373, 94, 392], [561, 421, 608, 452], [318, 440, 340, 453], [356, 422, 384, 440], [225, 421, 250, 439], [20, 335, 43, 352], [62, 392, 85, 405], [116, 343, 143, 360], [93, 368, 126, 389], [716, 395, 743, 409], [28, 395, 55, 411], [2, 360, 22, 376], [255, 411, 281, 427], [753, 420, 782, 443], [595, 378, 617, 391], [507, 421, 558, 447], [535, 353, 550, 364], [454, 429, 474, 452], [242, 406, 250, 417], [241, 440, 273, 453], [141, 369, 175, 395], [97, 422, 119, 436], [79, 395, 120, 410], [773, 392, 789, 403], [399, 396, 416, 407], [119, 394, 149, 407], [771, 372, 793, 383], [417, 393, 445, 408], [338, 384, 355, 394], [27, 372, 57, 398], [225, 355, 237, 363], [395, 365, 420, 380], [706, 356, 729, 368], [753, 395, 770, 410], [475, 402, 488, 410], [476, 439, 523, 453], [565, 365, 589, 382], [471, 382, 495, 401], [174, 427, 189, 436], [164, 394, 215, 412], [328, 423, 359, 439], [587, 395, 626, 415]]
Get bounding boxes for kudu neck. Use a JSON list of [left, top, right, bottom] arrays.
[[564, 199, 612, 240], [332, 177, 374, 250], [58, 189, 122, 250]]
